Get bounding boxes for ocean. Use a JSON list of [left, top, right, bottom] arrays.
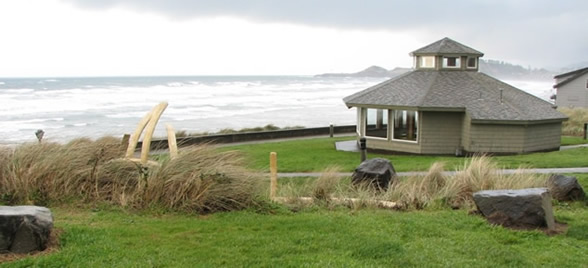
[[0, 76, 554, 144]]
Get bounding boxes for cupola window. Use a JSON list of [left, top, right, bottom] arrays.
[[467, 57, 477, 68], [420, 56, 435, 68], [442, 57, 460, 68]]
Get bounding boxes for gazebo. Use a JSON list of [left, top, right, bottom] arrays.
[[343, 37, 567, 155]]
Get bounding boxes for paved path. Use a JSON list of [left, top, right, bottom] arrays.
[[277, 167, 588, 178]]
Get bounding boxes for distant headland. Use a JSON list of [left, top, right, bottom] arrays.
[[316, 59, 561, 81]]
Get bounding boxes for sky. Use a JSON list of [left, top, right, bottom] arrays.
[[0, 0, 587, 77]]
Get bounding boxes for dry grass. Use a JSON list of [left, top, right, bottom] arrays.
[[387, 156, 548, 210], [277, 156, 548, 211], [0, 139, 260, 213], [559, 107, 588, 136], [311, 166, 341, 201]]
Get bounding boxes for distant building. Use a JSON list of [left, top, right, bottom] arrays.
[[553, 67, 588, 108], [343, 37, 567, 155]]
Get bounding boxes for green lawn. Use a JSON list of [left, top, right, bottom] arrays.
[[223, 136, 588, 172], [5, 196, 588, 267], [561, 135, 588, 146], [3, 136, 588, 267]]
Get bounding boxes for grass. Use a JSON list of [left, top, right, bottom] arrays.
[[276, 156, 550, 210], [559, 107, 588, 136], [1, 136, 587, 266], [0, 139, 262, 213], [561, 135, 588, 146], [223, 136, 588, 172], [3, 188, 588, 267]]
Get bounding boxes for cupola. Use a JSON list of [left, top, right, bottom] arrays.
[[410, 37, 484, 71]]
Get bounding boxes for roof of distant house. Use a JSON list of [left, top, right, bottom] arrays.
[[410, 37, 484, 57], [553, 67, 588, 88], [343, 70, 565, 123]]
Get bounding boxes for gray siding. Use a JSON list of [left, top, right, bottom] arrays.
[[420, 111, 463, 154], [466, 122, 561, 153], [461, 113, 472, 151], [523, 123, 562, 152], [556, 72, 588, 108], [360, 110, 562, 155], [468, 124, 526, 153]]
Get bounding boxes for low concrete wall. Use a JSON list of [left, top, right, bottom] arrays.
[[141, 125, 357, 150]]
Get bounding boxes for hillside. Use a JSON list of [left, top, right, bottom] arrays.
[[316, 60, 558, 81]]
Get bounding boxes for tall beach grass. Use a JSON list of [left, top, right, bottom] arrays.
[[559, 107, 588, 136], [0, 138, 261, 213], [278, 156, 548, 211]]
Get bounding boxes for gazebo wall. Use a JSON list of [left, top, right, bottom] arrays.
[[462, 115, 562, 154], [419, 111, 463, 154], [522, 122, 562, 152]]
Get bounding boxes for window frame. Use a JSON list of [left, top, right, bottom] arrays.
[[364, 108, 389, 140], [442, 56, 461, 69], [466, 57, 477, 69], [420, 56, 435, 69], [391, 110, 419, 143]]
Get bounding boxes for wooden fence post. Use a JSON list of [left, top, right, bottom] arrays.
[[270, 152, 278, 199]]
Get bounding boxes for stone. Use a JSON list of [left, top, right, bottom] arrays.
[[0, 206, 53, 254], [351, 158, 397, 190], [473, 188, 555, 230], [547, 174, 586, 201]]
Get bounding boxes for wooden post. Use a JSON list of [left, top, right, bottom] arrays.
[[121, 134, 130, 146], [584, 123, 587, 140], [270, 152, 278, 199], [359, 137, 367, 162], [376, 109, 383, 129], [329, 123, 334, 138]]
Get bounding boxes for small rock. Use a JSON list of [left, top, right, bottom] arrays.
[[547, 174, 586, 201], [351, 158, 397, 190], [0, 206, 53, 254], [473, 188, 555, 230]]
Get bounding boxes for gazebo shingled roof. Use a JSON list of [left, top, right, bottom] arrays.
[[343, 70, 566, 123], [410, 37, 484, 56]]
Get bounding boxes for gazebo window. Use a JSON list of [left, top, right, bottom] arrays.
[[442, 57, 461, 68], [467, 57, 477, 68], [420, 56, 435, 68], [392, 110, 418, 141], [365, 108, 388, 139]]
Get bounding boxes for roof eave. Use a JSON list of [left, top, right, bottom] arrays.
[[344, 103, 466, 112], [470, 118, 568, 125]]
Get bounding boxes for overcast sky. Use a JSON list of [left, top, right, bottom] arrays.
[[1, 0, 586, 77]]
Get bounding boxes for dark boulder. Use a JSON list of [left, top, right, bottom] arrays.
[[473, 188, 555, 230], [0, 206, 53, 254], [351, 158, 397, 190], [547, 174, 586, 201]]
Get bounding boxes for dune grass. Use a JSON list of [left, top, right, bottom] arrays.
[[559, 107, 588, 136], [276, 156, 550, 211], [0, 138, 262, 213], [223, 136, 588, 173]]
